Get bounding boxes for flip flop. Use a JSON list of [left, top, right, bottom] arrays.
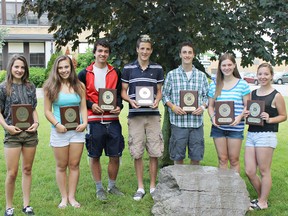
[[58, 203, 67, 209], [70, 202, 81, 208]]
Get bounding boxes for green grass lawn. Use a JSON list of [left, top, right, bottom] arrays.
[[1, 98, 288, 216]]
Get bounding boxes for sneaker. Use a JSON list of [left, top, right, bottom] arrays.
[[133, 190, 145, 201], [22, 206, 35, 215], [4, 208, 14, 216], [150, 188, 156, 199], [96, 188, 107, 201], [108, 186, 124, 196]]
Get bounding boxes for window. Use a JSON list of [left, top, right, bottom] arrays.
[[4, 1, 49, 26], [29, 43, 45, 67]]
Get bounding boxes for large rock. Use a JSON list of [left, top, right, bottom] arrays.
[[152, 165, 250, 216]]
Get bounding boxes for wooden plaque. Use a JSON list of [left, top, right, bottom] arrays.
[[180, 90, 198, 113], [11, 104, 33, 130], [98, 88, 117, 111], [60, 106, 80, 130], [135, 86, 154, 107], [246, 100, 265, 126], [215, 101, 235, 125]]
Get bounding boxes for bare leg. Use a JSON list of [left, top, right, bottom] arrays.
[[190, 160, 200, 165], [134, 158, 144, 189], [174, 160, 184, 165], [53, 146, 69, 207], [227, 138, 242, 173], [21, 147, 37, 207], [149, 157, 158, 189], [256, 147, 273, 209], [108, 157, 120, 181], [4, 147, 22, 209], [90, 157, 101, 182], [245, 147, 261, 197], [213, 137, 229, 169], [67, 143, 83, 207]]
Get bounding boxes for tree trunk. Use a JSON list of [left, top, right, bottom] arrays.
[[160, 106, 173, 167]]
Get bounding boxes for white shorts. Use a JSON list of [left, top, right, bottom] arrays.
[[50, 128, 85, 147], [245, 131, 277, 148]]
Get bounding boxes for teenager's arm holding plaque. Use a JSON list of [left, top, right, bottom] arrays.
[[162, 75, 186, 115], [110, 68, 123, 115], [0, 111, 22, 135], [76, 84, 88, 132], [121, 82, 140, 109], [230, 93, 250, 126], [151, 83, 162, 109], [25, 108, 39, 133], [208, 97, 219, 127], [192, 75, 209, 116], [44, 90, 67, 133]]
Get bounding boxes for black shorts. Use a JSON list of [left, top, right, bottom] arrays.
[[85, 121, 124, 158]]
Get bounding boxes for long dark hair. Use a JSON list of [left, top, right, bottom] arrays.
[[214, 53, 241, 99], [5, 54, 30, 96], [43, 55, 85, 102]]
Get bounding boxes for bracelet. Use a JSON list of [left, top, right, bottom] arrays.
[[210, 114, 215, 120], [54, 122, 59, 127], [172, 105, 176, 111], [34, 121, 39, 126], [200, 105, 206, 111]]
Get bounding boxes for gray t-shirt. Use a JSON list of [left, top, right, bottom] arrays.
[[0, 81, 37, 126]]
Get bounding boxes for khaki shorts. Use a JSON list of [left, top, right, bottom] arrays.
[[128, 115, 163, 159], [4, 131, 38, 148]]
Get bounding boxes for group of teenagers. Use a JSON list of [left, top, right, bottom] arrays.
[[0, 34, 287, 216]]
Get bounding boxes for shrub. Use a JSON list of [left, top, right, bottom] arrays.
[[45, 52, 62, 78], [0, 70, 6, 83], [29, 67, 46, 87], [76, 47, 94, 72]]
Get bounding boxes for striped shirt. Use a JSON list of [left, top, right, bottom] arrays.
[[121, 60, 164, 117], [162, 65, 209, 128], [208, 79, 250, 131]]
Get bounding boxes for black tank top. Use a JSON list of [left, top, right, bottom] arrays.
[[248, 89, 279, 132]]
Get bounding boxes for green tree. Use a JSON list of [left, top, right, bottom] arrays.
[[22, 0, 288, 165]]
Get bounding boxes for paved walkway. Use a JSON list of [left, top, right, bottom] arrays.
[[36, 88, 44, 98]]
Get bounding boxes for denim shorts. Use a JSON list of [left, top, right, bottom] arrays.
[[50, 127, 85, 147], [169, 124, 204, 161], [246, 131, 277, 148], [85, 121, 124, 158], [210, 125, 244, 140]]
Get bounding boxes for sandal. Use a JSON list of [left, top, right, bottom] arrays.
[[250, 199, 269, 207], [249, 202, 268, 211], [58, 203, 67, 209], [250, 199, 258, 206], [70, 202, 81, 208]]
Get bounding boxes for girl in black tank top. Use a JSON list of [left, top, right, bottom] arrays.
[[244, 63, 287, 211]]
